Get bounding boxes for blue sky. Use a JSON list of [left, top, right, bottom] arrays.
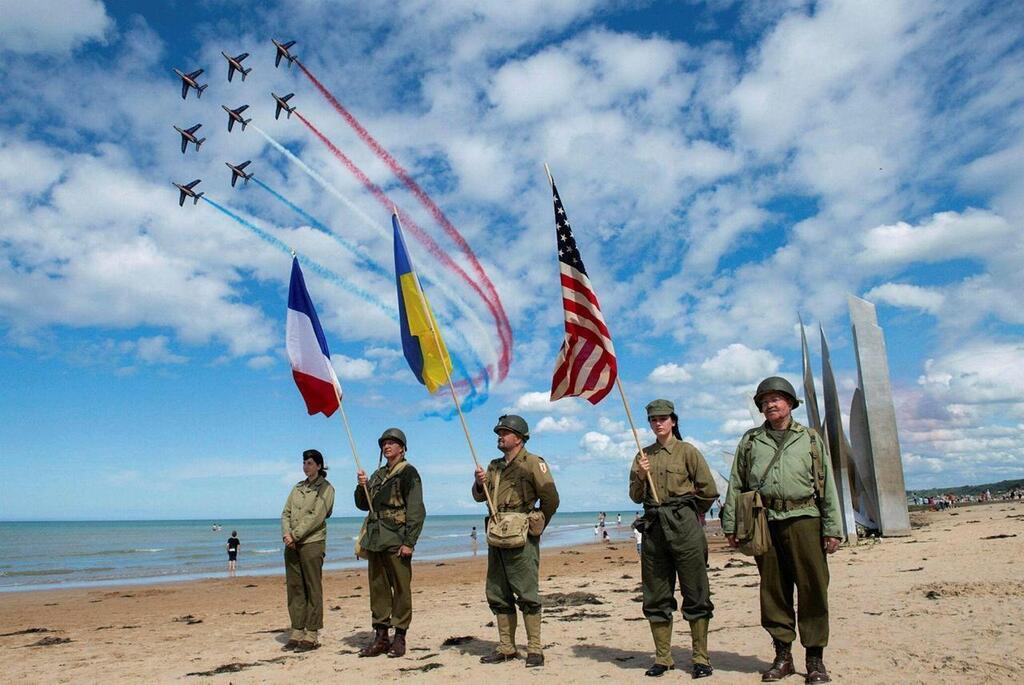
[[1, 0, 1022, 520]]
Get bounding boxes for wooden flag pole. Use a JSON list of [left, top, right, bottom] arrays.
[[393, 211, 497, 515], [541, 166, 660, 505], [615, 378, 661, 505], [333, 385, 374, 515]]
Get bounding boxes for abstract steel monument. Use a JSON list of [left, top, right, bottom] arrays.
[[848, 295, 911, 536], [800, 317, 857, 543]]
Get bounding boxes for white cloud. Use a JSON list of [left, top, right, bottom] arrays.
[[134, 335, 187, 365], [512, 390, 580, 414], [648, 362, 692, 384], [0, 0, 113, 55], [918, 343, 1024, 404], [247, 355, 276, 370], [534, 416, 584, 433], [858, 209, 1014, 268], [332, 354, 376, 380], [863, 283, 944, 314], [697, 343, 781, 385]]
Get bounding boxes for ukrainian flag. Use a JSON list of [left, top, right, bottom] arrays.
[[393, 212, 453, 393]]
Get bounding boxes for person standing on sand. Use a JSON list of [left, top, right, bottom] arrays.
[[226, 531, 240, 574], [473, 414, 560, 668], [721, 377, 842, 684], [280, 449, 335, 653], [354, 428, 425, 659], [630, 399, 718, 679]]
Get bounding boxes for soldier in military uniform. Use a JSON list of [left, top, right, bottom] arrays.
[[354, 428, 425, 659], [472, 415, 559, 667], [280, 449, 336, 652], [721, 377, 842, 684], [630, 399, 718, 679]]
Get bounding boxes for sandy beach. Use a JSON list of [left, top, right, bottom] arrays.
[[2, 503, 1022, 683]]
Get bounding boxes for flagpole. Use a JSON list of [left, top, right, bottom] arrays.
[[615, 378, 661, 505], [542, 165, 660, 504], [334, 385, 374, 515], [393, 211, 497, 515]]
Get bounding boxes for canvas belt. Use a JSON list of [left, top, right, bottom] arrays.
[[766, 496, 815, 512]]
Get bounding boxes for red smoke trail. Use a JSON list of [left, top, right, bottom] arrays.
[[295, 111, 510, 380], [296, 61, 513, 370]]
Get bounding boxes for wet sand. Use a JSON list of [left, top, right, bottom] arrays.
[[2, 503, 1022, 683]]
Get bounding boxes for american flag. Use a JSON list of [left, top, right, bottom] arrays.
[[549, 178, 617, 405]]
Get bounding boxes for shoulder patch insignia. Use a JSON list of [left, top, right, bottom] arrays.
[[539, 462, 548, 474]]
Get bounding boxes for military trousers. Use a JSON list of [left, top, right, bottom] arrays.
[[755, 515, 830, 647], [486, 535, 541, 615], [641, 505, 714, 623], [365, 549, 413, 630], [285, 540, 326, 632]]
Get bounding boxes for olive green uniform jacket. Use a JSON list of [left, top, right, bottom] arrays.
[[721, 421, 842, 539], [281, 476, 335, 544], [629, 436, 719, 510], [354, 458, 426, 552], [472, 446, 559, 616]]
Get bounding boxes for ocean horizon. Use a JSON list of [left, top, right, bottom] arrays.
[[0, 510, 656, 593]]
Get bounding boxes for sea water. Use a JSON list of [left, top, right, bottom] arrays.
[[0, 512, 641, 592]]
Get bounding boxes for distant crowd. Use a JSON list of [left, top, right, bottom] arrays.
[[910, 488, 1024, 510]]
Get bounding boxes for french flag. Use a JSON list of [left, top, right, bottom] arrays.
[[286, 258, 341, 417]]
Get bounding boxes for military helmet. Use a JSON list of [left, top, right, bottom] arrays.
[[377, 427, 407, 449], [493, 414, 529, 441], [753, 376, 801, 409]]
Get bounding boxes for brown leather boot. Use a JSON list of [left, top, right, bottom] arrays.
[[359, 627, 391, 657], [804, 656, 831, 683], [387, 629, 407, 658], [762, 640, 795, 681]]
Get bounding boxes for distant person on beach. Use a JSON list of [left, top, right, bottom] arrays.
[[634, 525, 642, 558], [471, 526, 478, 541], [722, 377, 842, 684], [226, 531, 240, 573], [473, 414, 559, 668], [280, 448, 335, 653], [355, 428, 425, 659], [601, 528, 610, 543], [617, 513, 622, 526], [630, 399, 718, 679]]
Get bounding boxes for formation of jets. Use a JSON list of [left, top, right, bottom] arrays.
[[175, 40, 298, 206], [173, 179, 204, 206], [272, 92, 295, 120], [221, 51, 251, 82], [226, 160, 253, 187], [174, 123, 205, 154], [222, 104, 251, 132]]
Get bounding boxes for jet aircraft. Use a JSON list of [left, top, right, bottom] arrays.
[[226, 160, 253, 187], [221, 51, 252, 82], [174, 123, 206, 154], [173, 68, 208, 100], [173, 179, 204, 206], [222, 104, 251, 132], [272, 39, 297, 68], [272, 92, 295, 120]]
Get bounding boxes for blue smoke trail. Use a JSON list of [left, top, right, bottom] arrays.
[[421, 355, 491, 421], [202, 196, 398, 320], [251, 177, 390, 280]]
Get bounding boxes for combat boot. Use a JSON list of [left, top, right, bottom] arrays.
[[645, 620, 674, 676], [480, 613, 519, 663], [805, 649, 831, 683], [762, 640, 795, 681], [387, 628, 407, 658], [359, 626, 391, 657], [523, 612, 544, 667], [689, 618, 713, 679]]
